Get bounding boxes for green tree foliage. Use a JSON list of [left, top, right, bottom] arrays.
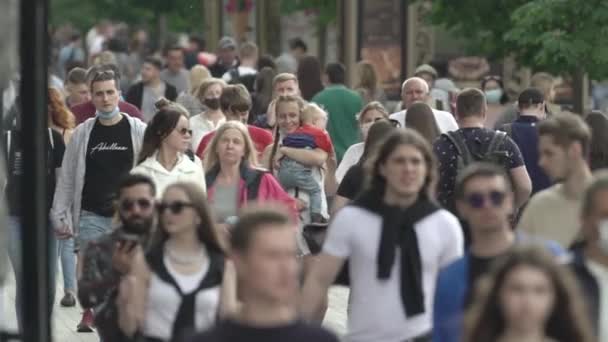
[[51, 0, 203, 34], [280, 0, 338, 27], [427, 0, 608, 79], [505, 0, 608, 79]]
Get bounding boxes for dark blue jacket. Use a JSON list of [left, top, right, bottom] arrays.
[[568, 248, 600, 336], [432, 235, 565, 342]]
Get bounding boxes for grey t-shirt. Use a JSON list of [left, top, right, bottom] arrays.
[[142, 82, 166, 122], [210, 183, 239, 223], [160, 68, 190, 95]]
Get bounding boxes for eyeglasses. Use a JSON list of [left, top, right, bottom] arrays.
[[120, 198, 153, 212], [177, 128, 193, 136], [158, 201, 194, 214], [465, 191, 506, 209]]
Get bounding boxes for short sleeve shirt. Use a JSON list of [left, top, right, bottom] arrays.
[[283, 125, 333, 153], [434, 127, 524, 211]]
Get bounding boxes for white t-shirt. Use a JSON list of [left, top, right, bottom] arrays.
[[586, 259, 608, 342], [336, 143, 364, 184], [390, 108, 458, 133], [190, 114, 226, 151], [323, 206, 463, 342]]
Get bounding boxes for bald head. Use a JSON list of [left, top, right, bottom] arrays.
[[401, 77, 430, 109]]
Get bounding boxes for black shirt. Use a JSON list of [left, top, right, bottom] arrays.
[[187, 319, 339, 342], [464, 252, 509, 307], [5, 129, 65, 216], [336, 163, 365, 200], [81, 116, 133, 217]]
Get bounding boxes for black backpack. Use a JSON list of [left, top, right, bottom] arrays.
[[228, 67, 256, 93], [442, 130, 511, 172]]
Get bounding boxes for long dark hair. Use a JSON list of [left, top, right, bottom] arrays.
[[251, 67, 276, 121], [152, 182, 225, 254], [585, 111, 608, 170], [359, 119, 396, 165], [364, 128, 438, 200], [138, 107, 188, 164], [405, 102, 441, 144], [464, 247, 595, 342], [297, 56, 324, 101]]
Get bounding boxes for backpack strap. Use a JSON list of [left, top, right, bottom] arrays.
[[229, 67, 240, 83], [499, 123, 513, 138], [245, 169, 265, 201], [443, 131, 474, 165]]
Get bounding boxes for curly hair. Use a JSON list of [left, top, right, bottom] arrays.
[[48, 87, 76, 130]]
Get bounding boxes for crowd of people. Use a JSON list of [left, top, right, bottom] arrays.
[[4, 25, 608, 342]]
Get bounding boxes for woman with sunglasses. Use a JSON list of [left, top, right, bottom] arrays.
[[335, 101, 390, 183], [131, 103, 206, 197], [481, 75, 510, 128], [463, 247, 594, 342], [117, 182, 237, 341]]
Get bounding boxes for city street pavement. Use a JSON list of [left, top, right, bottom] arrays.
[[1, 264, 348, 341]]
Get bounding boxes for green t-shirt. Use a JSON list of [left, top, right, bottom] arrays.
[[312, 85, 363, 161]]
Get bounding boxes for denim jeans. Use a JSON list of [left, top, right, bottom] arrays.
[[278, 158, 322, 215], [56, 238, 76, 292], [7, 215, 56, 332], [78, 210, 113, 250]]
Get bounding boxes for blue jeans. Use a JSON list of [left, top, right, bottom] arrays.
[[56, 238, 76, 292], [77, 210, 113, 250], [278, 158, 322, 215], [7, 215, 56, 332]]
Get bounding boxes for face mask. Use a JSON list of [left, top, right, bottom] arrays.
[[96, 106, 120, 121], [204, 97, 221, 110], [485, 89, 503, 104], [597, 219, 608, 254], [360, 122, 373, 139]]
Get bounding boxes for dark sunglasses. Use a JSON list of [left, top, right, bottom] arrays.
[[158, 201, 194, 214], [120, 198, 153, 212], [465, 191, 506, 209], [177, 128, 193, 136]]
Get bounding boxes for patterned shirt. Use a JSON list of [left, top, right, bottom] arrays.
[[433, 127, 524, 212]]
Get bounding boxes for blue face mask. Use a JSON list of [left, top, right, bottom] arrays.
[[96, 106, 120, 121], [485, 89, 503, 104]]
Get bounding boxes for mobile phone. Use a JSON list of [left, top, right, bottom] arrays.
[[116, 232, 139, 252]]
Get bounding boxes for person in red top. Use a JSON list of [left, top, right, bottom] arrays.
[[196, 84, 273, 159], [71, 64, 144, 124], [272, 95, 333, 223]]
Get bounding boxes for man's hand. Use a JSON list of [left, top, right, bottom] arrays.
[[54, 224, 73, 240], [112, 241, 138, 275]]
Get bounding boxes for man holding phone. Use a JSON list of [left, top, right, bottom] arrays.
[[77, 174, 157, 338]]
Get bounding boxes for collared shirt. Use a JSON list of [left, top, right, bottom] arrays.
[[586, 259, 608, 342]]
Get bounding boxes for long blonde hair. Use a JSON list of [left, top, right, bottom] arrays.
[[203, 121, 258, 170], [189, 65, 211, 96]]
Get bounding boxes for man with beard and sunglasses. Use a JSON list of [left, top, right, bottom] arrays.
[[433, 163, 564, 342], [77, 174, 157, 340]]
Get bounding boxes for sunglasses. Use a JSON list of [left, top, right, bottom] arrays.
[[120, 198, 153, 212], [177, 127, 193, 136], [465, 191, 506, 209], [158, 201, 194, 214]]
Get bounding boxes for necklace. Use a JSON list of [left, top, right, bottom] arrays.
[[165, 244, 204, 265]]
